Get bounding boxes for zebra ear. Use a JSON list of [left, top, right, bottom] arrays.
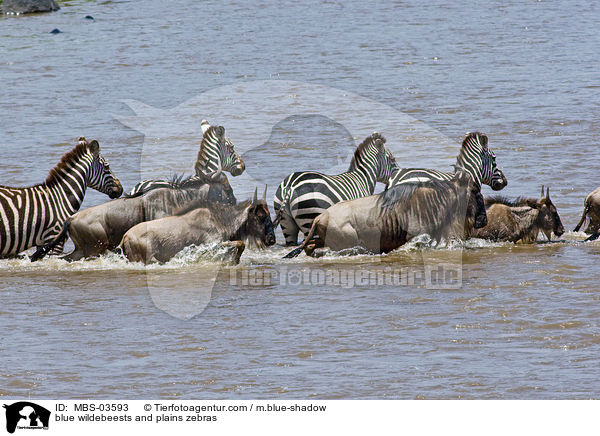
[[88, 140, 100, 156], [479, 134, 488, 149], [374, 139, 384, 150], [201, 120, 210, 134], [216, 126, 225, 137]]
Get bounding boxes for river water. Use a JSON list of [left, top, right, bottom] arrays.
[[1, 0, 599, 399]]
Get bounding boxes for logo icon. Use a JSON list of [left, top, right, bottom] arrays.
[[3, 402, 50, 434]]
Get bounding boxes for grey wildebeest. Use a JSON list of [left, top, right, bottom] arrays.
[[573, 186, 600, 241], [120, 188, 276, 264], [284, 170, 486, 257], [0, 137, 122, 258], [472, 186, 565, 243], [30, 172, 235, 261]]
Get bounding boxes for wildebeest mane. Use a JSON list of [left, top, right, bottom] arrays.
[[377, 178, 468, 244], [378, 178, 454, 211], [485, 195, 537, 208], [125, 173, 212, 198], [173, 198, 251, 227]]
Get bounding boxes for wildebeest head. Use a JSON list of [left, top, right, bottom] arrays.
[[243, 187, 276, 248], [535, 186, 564, 240]]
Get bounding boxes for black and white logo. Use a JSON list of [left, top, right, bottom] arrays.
[[3, 402, 50, 434]]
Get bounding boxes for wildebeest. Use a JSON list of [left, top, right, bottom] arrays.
[[119, 188, 275, 264], [284, 171, 486, 257], [0, 137, 122, 258], [472, 186, 565, 243], [573, 186, 600, 240], [273, 132, 399, 245], [30, 172, 235, 261]]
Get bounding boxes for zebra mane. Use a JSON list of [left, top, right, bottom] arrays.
[[45, 138, 93, 186], [349, 132, 386, 167], [485, 195, 537, 208], [461, 131, 488, 150]]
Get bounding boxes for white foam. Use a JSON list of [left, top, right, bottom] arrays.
[[0, 231, 593, 271]]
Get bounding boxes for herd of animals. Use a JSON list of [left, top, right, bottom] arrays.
[[0, 119, 599, 265]]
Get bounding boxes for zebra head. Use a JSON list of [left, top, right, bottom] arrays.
[[195, 120, 246, 177], [376, 141, 400, 183], [349, 132, 399, 184], [457, 132, 507, 191], [84, 139, 123, 199]]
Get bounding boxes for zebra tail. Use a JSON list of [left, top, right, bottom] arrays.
[[283, 218, 318, 259], [573, 201, 590, 232], [30, 220, 70, 262]]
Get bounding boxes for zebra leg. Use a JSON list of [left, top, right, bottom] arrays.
[[48, 240, 66, 256], [279, 212, 301, 246]]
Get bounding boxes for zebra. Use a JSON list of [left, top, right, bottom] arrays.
[[0, 137, 123, 258], [129, 120, 245, 196], [273, 132, 399, 245], [386, 131, 507, 191]]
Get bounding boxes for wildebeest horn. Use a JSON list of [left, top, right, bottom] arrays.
[[253, 187, 258, 203], [546, 187, 550, 199], [263, 185, 268, 201], [541, 185, 545, 198]]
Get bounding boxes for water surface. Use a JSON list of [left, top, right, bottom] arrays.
[[0, 0, 599, 399]]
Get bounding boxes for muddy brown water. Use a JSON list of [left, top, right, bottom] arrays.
[[1, 0, 599, 399]]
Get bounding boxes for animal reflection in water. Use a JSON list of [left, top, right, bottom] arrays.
[[473, 186, 565, 243], [120, 187, 275, 264], [285, 171, 486, 258]]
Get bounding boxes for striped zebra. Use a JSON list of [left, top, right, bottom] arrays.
[[273, 132, 399, 245], [129, 120, 245, 196], [387, 131, 507, 191], [0, 137, 123, 258]]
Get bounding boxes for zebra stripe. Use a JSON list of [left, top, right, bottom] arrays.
[[0, 137, 122, 257], [273, 132, 399, 245], [129, 120, 245, 196], [387, 131, 507, 191]]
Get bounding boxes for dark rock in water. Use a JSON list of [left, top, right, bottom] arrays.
[[49, 28, 62, 34], [2, 0, 59, 14], [85, 15, 94, 20]]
